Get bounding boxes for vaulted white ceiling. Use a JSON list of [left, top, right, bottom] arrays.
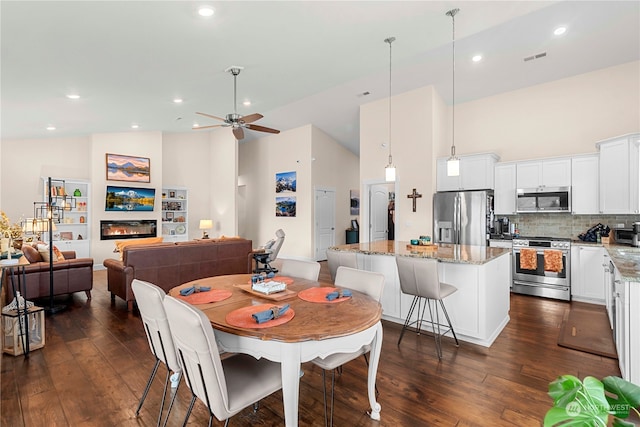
[[2, 1, 638, 155]]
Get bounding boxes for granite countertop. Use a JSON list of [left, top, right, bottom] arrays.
[[606, 246, 640, 282], [329, 241, 510, 265], [572, 241, 640, 282]]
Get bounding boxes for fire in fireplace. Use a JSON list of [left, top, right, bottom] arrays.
[[100, 220, 157, 240]]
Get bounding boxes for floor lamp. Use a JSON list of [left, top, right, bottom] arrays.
[[34, 177, 74, 314]]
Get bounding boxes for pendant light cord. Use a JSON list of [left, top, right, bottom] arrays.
[[385, 37, 395, 165], [447, 9, 459, 158]]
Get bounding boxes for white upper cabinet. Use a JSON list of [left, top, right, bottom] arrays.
[[516, 158, 571, 189], [597, 133, 640, 214], [494, 163, 517, 215], [436, 153, 499, 192], [571, 154, 599, 214]]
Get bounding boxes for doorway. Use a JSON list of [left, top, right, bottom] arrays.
[[314, 187, 336, 261], [368, 182, 396, 242]]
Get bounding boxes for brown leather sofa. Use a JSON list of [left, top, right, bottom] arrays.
[[3, 244, 94, 302], [103, 238, 252, 311]]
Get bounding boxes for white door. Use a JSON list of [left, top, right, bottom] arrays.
[[315, 188, 335, 261], [370, 184, 390, 242]]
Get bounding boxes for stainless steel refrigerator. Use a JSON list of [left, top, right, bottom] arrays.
[[433, 190, 494, 246]]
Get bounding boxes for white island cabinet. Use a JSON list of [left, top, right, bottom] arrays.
[[328, 242, 511, 347]]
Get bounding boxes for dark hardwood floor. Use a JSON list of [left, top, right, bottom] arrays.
[[1, 262, 621, 426]]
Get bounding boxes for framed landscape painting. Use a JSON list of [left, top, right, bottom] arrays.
[[106, 153, 151, 183], [275, 171, 296, 193], [276, 196, 296, 217]]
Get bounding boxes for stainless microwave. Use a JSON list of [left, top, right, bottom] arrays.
[[516, 187, 571, 213]]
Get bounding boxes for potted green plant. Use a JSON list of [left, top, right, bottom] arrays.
[[545, 375, 640, 426]]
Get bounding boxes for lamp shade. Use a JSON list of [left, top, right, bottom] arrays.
[[199, 219, 213, 230], [447, 157, 460, 177], [385, 165, 396, 182]]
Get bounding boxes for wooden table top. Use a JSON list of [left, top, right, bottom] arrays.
[[169, 274, 383, 343]]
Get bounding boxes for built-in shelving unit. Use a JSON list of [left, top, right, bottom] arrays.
[[40, 177, 91, 257], [161, 187, 188, 242]]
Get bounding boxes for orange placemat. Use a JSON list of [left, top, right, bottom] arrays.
[[176, 289, 232, 305], [225, 304, 295, 329], [247, 276, 294, 285], [297, 287, 352, 304]]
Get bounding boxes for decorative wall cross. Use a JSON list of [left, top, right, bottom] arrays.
[[407, 188, 422, 212]]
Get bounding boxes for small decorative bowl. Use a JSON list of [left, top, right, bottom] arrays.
[[410, 239, 419, 245]]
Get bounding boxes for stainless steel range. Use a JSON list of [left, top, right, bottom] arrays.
[[512, 236, 571, 301]]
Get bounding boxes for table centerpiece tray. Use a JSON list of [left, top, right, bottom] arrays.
[[235, 284, 298, 301]]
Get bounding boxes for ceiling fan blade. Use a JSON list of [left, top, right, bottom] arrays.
[[193, 124, 224, 130], [232, 127, 245, 140], [240, 113, 263, 124], [245, 124, 281, 134], [196, 112, 226, 122]]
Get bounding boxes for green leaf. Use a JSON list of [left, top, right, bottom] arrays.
[[612, 418, 635, 427], [549, 375, 582, 406], [604, 376, 640, 419], [582, 376, 609, 413], [544, 406, 606, 427]]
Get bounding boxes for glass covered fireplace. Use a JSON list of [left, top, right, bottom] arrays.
[[100, 220, 157, 240]]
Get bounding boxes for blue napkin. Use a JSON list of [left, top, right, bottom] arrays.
[[326, 289, 352, 301], [179, 285, 211, 296], [252, 304, 290, 324]]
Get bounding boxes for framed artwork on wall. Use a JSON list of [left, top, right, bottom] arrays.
[[106, 153, 151, 183], [275, 171, 296, 193], [350, 189, 360, 215], [276, 196, 296, 217]]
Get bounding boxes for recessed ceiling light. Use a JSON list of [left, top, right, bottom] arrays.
[[472, 54, 483, 62], [131, 124, 139, 129], [46, 126, 56, 131], [198, 6, 214, 17], [554, 26, 567, 36], [173, 98, 183, 104], [66, 94, 80, 99], [243, 100, 251, 106]]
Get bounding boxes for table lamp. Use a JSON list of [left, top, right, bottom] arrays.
[[199, 219, 212, 239]]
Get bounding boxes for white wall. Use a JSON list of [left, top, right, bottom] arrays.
[[442, 60, 640, 161], [162, 129, 238, 239], [91, 131, 163, 267], [239, 124, 359, 259], [0, 136, 92, 222], [360, 86, 444, 242], [311, 126, 359, 245]]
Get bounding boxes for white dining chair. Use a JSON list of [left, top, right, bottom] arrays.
[[131, 279, 181, 427], [162, 296, 283, 427], [311, 266, 385, 427], [395, 256, 459, 359], [326, 250, 358, 282], [279, 258, 321, 281]]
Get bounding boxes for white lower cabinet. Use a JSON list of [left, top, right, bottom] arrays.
[[571, 245, 606, 304]]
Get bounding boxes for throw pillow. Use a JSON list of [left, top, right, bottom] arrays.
[[114, 237, 164, 260], [21, 244, 43, 263], [36, 244, 65, 262]]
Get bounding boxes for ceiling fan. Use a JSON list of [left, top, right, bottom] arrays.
[[194, 66, 280, 140]]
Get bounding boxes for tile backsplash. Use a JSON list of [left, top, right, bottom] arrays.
[[502, 214, 640, 239]]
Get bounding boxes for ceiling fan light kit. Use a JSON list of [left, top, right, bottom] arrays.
[[194, 66, 280, 140], [446, 8, 460, 177]]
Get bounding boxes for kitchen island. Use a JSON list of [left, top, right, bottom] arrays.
[[328, 241, 511, 347]]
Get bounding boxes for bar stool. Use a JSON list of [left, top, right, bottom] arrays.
[[326, 250, 357, 282], [395, 256, 459, 359]]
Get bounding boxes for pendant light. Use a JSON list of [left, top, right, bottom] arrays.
[[446, 8, 460, 177], [384, 36, 396, 182]]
